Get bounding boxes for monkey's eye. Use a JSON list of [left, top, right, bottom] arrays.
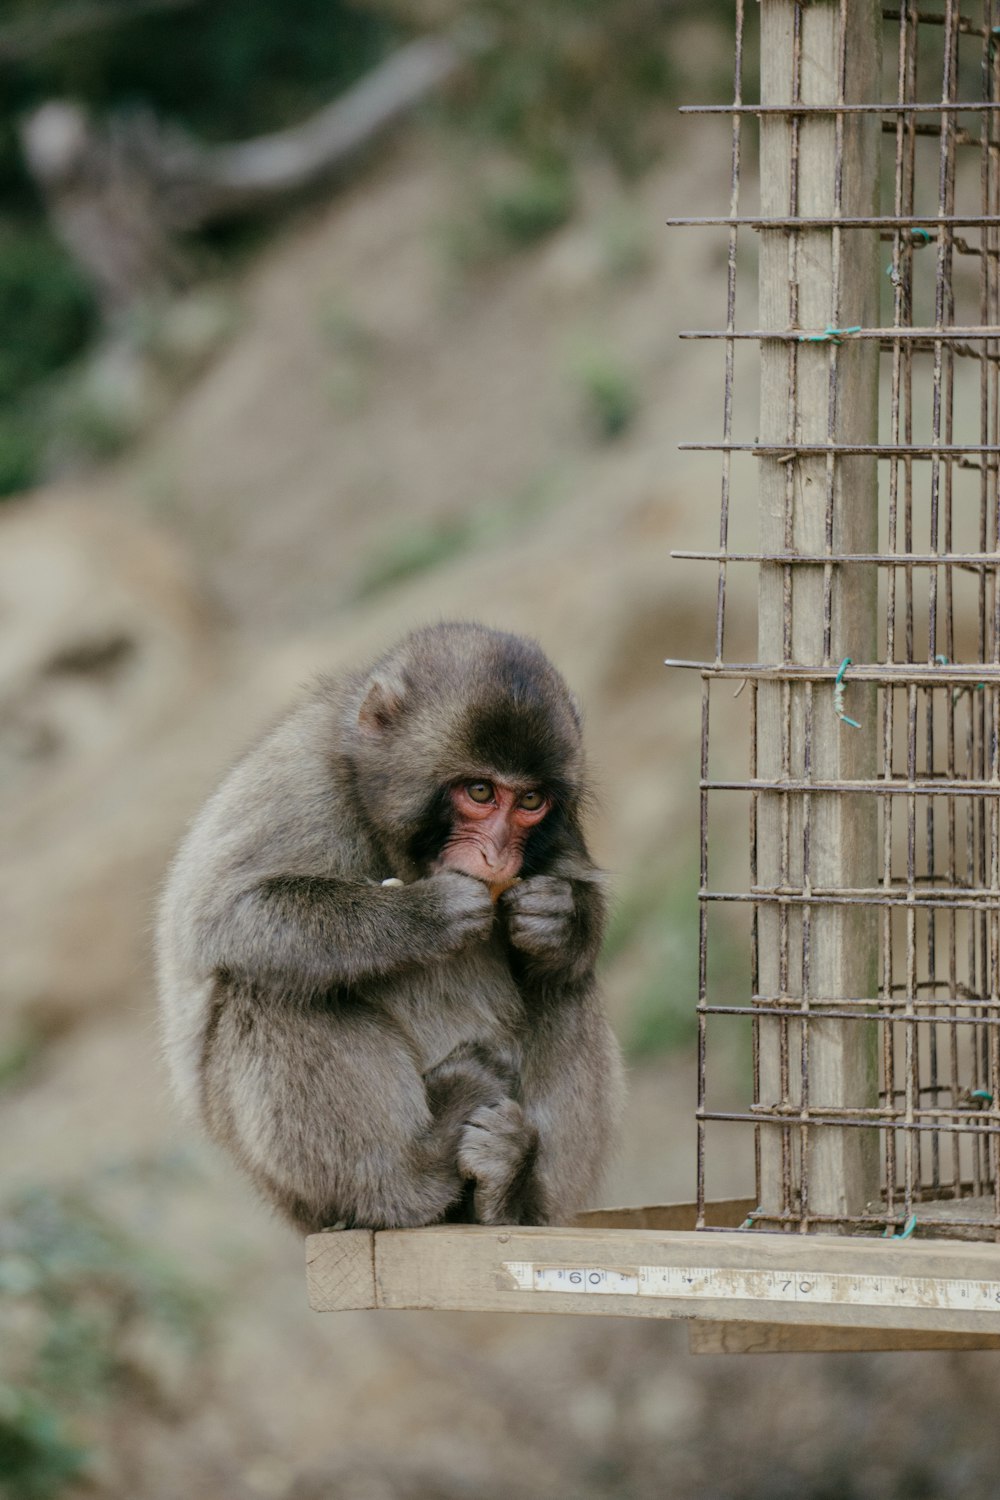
[[466, 780, 495, 804], [519, 789, 545, 811]]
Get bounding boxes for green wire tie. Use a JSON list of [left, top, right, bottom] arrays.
[[972, 1089, 994, 1105], [833, 657, 861, 729], [799, 325, 862, 345], [885, 1213, 917, 1241], [887, 228, 934, 274], [937, 654, 987, 699]]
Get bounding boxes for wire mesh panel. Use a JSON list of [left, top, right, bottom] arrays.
[[670, 0, 1000, 1240]]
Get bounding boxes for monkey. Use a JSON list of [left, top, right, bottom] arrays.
[[156, 621, 622, 1233]]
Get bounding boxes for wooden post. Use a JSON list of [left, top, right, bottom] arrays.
[[756, 0, 882, 1226]]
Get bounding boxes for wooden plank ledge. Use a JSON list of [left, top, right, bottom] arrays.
[[688, 1320, 1000, 1354], [305, 1202, 1000, 1345]]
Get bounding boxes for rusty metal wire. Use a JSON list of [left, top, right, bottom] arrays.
[[671, 0, 1000, 1241]]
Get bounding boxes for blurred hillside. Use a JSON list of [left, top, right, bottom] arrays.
[[3, 7, 1000, 1500]]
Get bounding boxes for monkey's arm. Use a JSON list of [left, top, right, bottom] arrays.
[[194, 871, 493, 989], [480, 869, 615, 1223], [500, 869, 607, 985], [518, 986, 622, 1223]]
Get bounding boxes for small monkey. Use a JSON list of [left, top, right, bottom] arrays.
[[156, 622, 622, 1232]]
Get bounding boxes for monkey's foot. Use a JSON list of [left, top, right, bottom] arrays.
[[457, 1099, 539, 1223]]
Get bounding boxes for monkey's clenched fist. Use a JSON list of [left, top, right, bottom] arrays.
[[425, 872, 496, 953], [502, 875, 585, 969], [157, 622, 622, 1233]]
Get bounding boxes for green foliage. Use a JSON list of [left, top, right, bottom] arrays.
[[439, 159, 576, 266], [607, 861, 743, 1061], [0, 1387, 87, 1500], [0, 1027, 45, 1095], [0, 222, 103, 495], [50, 384, 137, 464], [0, 228, 96, 406], [431, 0, 677, 177], [0, 1184, 211, 1500], [355, 515, 475, 596], [0, 408, 45, 499], [353, 468, 564, 598], [318, 295, 377, 412], [482, 161, 576, 248], [569, 342, 639, 441], [596, 203, 653, 281], [604, 865, 697, 1057]]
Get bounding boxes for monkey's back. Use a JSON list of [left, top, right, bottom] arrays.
[[155, 684, 369, 1118]]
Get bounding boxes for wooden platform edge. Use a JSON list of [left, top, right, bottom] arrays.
[[688, 1320, 1000, 1354], [305, 1201, 1000, 1349], [306, 1227, 375, 1311], [573, 1199, 754, 1232], [304, 1201, 753, 1312]]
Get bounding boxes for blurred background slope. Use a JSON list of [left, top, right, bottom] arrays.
[[1, 5, 997, 1500]]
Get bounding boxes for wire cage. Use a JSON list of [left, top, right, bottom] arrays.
[[668, 0, 1000, 1244]]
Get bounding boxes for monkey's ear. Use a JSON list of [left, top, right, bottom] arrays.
[[358, 671, 407, 734]]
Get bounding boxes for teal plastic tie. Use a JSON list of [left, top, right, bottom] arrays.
[[888, 228, 935, 273], [833, 657, 861, 730], [799, 325, 862, 345]]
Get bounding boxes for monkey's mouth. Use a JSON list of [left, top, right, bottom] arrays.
[[430, 853, 520, 903], [435, 840, 523, 886], [487, 876, 521, 903]]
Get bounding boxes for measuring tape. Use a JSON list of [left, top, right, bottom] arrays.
[[503, 1261, 1000, 1314]]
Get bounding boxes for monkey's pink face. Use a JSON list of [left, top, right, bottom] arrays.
[[436, 779, 550, 885]]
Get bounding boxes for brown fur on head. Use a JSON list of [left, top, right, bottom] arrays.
[[345, 622, 586, 870]]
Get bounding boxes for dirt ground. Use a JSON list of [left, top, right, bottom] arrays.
[[3, 90, 1000, 1500]]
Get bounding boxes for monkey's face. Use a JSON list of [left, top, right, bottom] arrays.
[[348, 623, 585, 879], [433, 778, 551, 886]]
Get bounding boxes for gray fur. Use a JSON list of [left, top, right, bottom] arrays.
[[156, 622, 622, 1233]]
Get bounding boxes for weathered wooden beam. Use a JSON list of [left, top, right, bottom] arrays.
[[755, 0, 882, 1227], [307, 1212, 1000, 1340], [573, 1200, 754, 1232], [688, 1320, 1000, 1354]]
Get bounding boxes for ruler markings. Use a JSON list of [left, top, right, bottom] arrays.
[[502, 1262, 1000, 1313]]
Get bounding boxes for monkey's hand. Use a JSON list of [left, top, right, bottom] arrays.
[[500, 875, 577, 966], [457, 1099, 540, 1225], [421, 872, 495, 954], [500, 873, 606, 983]]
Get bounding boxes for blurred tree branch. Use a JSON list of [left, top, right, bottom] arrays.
[[190, 31, 466, 215], [19, 31, 469, 314], [0, 0, 203, 62]]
